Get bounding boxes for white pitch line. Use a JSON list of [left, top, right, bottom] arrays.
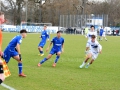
[[1, 83, 16, 90]]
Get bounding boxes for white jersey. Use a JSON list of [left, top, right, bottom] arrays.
[[86, 40, 102, 53], [102, 30, 106, 36], [87, 31, 97, 41]]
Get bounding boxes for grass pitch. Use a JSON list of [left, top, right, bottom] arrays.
[[0, 33, 120, 90]]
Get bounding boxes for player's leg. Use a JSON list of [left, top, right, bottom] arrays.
[[99, 35, 101, 41], [38, 54, 53, 67], [38, 48, 55, 66], [104, 35, 107, 41], [38, 46, 44, 56], [12, 51, 26, 77], [0, 60, 5, 84], [52, 51, 61, 67], [99, 34, 103, 41], [101, 36, 103, 41], [38, 42, 45, 56], [85, 53, 98, 68], [79, 52, 92, 68]]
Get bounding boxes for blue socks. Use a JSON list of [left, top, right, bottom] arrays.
[[55, 56, 60, 63], [40, 58, 48, 64], [18, 63, 22, 74], [40, 51, 43, 54], [40, 56, 60, 65]]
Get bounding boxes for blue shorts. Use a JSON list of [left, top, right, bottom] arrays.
[[3, 48, 19, 63], [100, 33, 103, 36], [38, 41, 46, 48], [49, 48, 61, 55]]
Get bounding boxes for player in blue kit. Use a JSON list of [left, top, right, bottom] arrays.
[[38, 31, 64, 67], [3, 29, 27, 77], [99, 26, 104, 41], [38, 25, 49, 56]]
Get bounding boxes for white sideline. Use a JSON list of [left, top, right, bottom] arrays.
[[1, 83, 16, 90]]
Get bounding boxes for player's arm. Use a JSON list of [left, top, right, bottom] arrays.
[[16, 38, 22, 60], [16, 43, 21, 54], [46, 42, 52, 52], [16, 43, 22, 61], [46, 32, 50, 41], [85, 42, 90, 54], [86, 47, 89, 51], [46, 38, 54, 52], [62, 39, 64, 52], [62, 43, 64, 52], [98, 44, 102, 54], [39, 33, 42, 38]]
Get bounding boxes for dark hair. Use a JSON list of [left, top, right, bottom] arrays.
[[91, 35, 96, 38], [20, 29, 27, 33], [90, 25, 95, 28], [57, 31, 62, 33]]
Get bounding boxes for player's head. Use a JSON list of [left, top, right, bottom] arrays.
[[91, 35, 96, 42], [90, 25, 95, 31], [57, 31, 62, 38], [20, 29, 27, 38], [43, 25, 47, 30]]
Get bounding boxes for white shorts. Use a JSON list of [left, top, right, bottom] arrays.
[[88, 50, 99, 60], [102, 33, 106, 37]]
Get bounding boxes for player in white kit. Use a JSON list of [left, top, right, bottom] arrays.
[[87, 25, 97, 41], [79, 35, 102, 68], [102, 29, 107, 41]]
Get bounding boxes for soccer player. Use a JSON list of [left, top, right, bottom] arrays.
[[99, 26, 104, 41], [38, 31, 64, 67], [3, 29, 27, 77], [0, 11, 5, 84], [87, 25, 97, 41], [84, 27, 89, 38], [79, 35, 102, 68], [38, 25, 49, 56], [102, 28, 107, 41]]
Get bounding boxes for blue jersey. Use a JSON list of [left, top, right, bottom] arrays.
[[40, 30, 49, 43], [3, 35, 22, 62], [100, 29, 104, 35], [51, 37, 64, 50], [6, 35, 22, 49]]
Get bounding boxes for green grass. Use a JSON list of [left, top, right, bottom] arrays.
[[0, 33, 120, 90]]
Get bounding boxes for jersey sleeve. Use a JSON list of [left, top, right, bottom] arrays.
[[17, 36, 22, 44], [86, 41, 90, 47], [46, 31, 49, 39]]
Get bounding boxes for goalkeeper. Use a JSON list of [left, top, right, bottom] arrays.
[[2, 29, 27, 77]]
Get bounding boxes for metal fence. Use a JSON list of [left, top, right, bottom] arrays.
[[59, 14, 108, 29]]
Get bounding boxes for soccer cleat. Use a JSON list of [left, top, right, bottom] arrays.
[[19, 73, 27, 77], [37, 63, 41, 67], [38, 54, 44, 56], [40, 54, 44, 56], [52, 63, 56, 67], [79, 65, 84, 68], [85, 65, 89, 68]]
